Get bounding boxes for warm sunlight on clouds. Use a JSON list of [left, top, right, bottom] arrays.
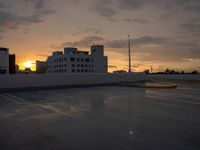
[[0, 0, 200, 72]]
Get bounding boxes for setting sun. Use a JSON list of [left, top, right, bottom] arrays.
[[23, 61, 34, 68]]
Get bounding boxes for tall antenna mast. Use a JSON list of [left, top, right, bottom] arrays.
[[128, 35, 131, 72]]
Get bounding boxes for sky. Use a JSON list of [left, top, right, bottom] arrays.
[[0, 0, 200, 72]]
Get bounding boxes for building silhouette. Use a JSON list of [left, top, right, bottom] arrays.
[[9, 54, 16, 74], [36, 60, 47, 74]]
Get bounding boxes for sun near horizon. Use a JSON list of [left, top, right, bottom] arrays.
[[20, 60, 36, 71]]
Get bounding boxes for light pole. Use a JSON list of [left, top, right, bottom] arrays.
[[128, 35, 132, 73]]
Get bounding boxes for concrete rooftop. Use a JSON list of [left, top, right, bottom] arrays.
[[0, 83, 200, 150]]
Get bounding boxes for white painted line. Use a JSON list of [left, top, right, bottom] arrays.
[[3, 93, 31, 104], [0, 94, 22, 104]]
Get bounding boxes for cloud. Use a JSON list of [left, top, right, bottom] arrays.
[[105, 36, 167, 49], [0, 11, 40, 30], [67, 0, 80, 5], [83, 28, 103, 34], [134, 36, 167, 45], [164, 0, 200, 12], [60, 35, 105, 48], [0, 0, 55, 39], [117, 0, 200, 12], [105, 39, 127, 49], [118, 0, 146, 10], [57, 34, 199, 63], [0, 9, 55, 31], [181, 23, 200, 36], [23, 0, 46, 10], [91, 0, 117, 19], [73, 28, 103, 35], [182, 58, 200, 62], [123, 18, 149, 24], [108, 65, 117, 68], [0, 2, 6, 8], [36, 54, 50, 58], [92, 0, 200, 20], [104, 35, 200, 63]]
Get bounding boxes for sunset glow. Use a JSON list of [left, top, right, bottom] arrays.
[[0, 0, 200, 72], [22, 60, 35, 71], [23, 61, 33, 68]]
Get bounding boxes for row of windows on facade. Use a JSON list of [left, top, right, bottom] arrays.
[[50, 57, 94, 63], [49, 69, 94, 73], [47, 64, 95, 68]]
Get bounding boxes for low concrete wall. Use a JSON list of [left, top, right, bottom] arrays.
[[147, 74, 200, 81], [0, 73, 146, 91]]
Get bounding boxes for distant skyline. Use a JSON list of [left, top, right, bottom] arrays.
[[0, 0, 200, 72]]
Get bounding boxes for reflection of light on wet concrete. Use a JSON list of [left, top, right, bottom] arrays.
[[0, 84, 200, 150], [129, 130, 134, 137]]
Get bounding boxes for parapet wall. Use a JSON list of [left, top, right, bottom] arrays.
[[0, 73, 146, 91], [147, 74, 200, 81]]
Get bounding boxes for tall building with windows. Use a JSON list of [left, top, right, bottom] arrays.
[[46, 45, 108, 73], [0, 48, 9, 74], [0, 48, 16, 74]]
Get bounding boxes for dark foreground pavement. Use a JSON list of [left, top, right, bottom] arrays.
[[0, 83, 200, 150]]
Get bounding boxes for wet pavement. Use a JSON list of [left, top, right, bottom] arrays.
[[0, 83, 200, 150]]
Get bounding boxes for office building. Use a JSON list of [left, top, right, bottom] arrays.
[[46, 45, 108, 73], [0, 48, 17, 74], [0, 48, 9, 74]]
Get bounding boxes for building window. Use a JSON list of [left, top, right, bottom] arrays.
[[77, 69, 80, 72], [81, 64, 84, 67], [85, 64, 88, 67], [77, 64, 80, 67], [81, 58, 84, 62], [81, 69, 84, 72], [77, 58, 80, 62], [85, 70, 88, 72], [72, 69, 75, 72], [85, 58, 90, 62], [70, 57, 75, 61], [72, 64, 75, 67], [64, 58, 67, 62]]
